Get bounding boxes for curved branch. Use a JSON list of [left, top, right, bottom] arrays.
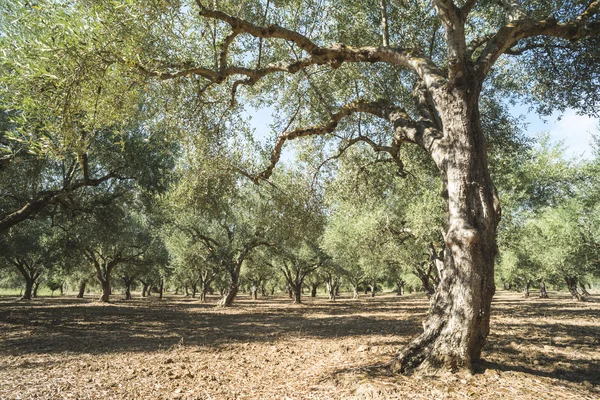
[[0, 172, 122, 233], [477, 1, 600, 77], [190, 2, 445, 89], [257, 99, 440, 181]]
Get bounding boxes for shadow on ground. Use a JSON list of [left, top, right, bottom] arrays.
[[1, 291, 598, 390]]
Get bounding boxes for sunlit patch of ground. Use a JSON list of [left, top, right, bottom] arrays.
[[0, 291, 598, 399]]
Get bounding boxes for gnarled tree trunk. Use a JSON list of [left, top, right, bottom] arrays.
[[77, 279, 87, 299], [22, 278, 35, 300], [99, 280, 110, 302], [310, 282, 318, 297], [141, 281, 150, 297], [579, 281, 591, 297], [218, 264, 240, 307], [392, 88, 500, 373], [293, 285, 302, 304], [565, 276, 584, 301], [326, 282, 336, 301], [396, 281, 404, 296]]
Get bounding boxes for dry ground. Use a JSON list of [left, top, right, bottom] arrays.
[[0, 291, 598, 399]]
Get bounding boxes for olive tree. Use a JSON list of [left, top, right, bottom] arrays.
[[4, 0, 600, 373]]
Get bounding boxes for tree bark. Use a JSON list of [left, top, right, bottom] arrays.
[[353, 286, 359, 299], [565, 276, 584, 301], [393, 88, 500, 373], [539, 279, 548, 298], [293, 285, 302, 304], [158, 278, 164, 300], [310, 283, 318, 297], [218, 264, 241, 307], [22, 278, 34, 300], [326, 282, 336, 301], [100, 280, 110, 302], [77, 279, 87, 299], [124, 283, 132, 300], [523, 281, 530, 298], [396, 281, 404, 295], [218, 282, 239, 307], [32, 281, 40, 298], [250, 285, 258, 300], [579, 281, 591, 297]]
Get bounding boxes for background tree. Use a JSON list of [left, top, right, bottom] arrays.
[[0, 218, 60, 299]]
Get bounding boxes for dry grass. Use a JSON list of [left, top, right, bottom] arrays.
[[0, 290, 598, 399]]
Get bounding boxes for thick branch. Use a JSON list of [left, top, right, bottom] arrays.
[[188, 2, 446, 90], [0, 172, 121, 233], [477, 1, 600, 76]]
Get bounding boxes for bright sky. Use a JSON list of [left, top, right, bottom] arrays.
[[511, 105, 599, 160]]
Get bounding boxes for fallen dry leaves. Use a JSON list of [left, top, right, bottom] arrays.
[[0, 291, 598, 399]]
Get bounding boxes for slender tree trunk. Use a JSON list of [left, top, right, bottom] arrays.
[[125, 283, 132, 300], [22, 278, 34, 300], [158, 278, 164, 300], [191, 283, 197, 298], [523, 281, 530, 298], [539, 280, 548, 298], [77, 279, 87, 299], [370, 283, 376, 297], [260, 285, 267, 296], [251, 285, 258, 300], [353, 286, 359, 299], [310, 283, 318, 297], [32, 281, 40, 298], [393, 89, 500, 373]]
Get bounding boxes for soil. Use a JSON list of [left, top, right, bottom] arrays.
[[0, 291, 598, 399]]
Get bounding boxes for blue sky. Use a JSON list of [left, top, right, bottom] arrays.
[[511, 105, 599, 160]]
